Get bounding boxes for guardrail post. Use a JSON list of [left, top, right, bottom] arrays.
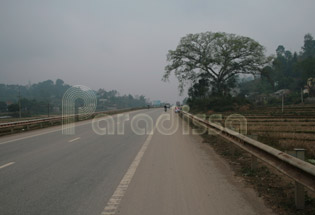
[[230, 145, 235, 156], [249, 135, 258, 170], [251, 156, 258, 170], [294, 148, 305, 209]]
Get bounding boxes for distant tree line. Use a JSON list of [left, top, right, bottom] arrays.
[[96, 89, 147, 110], [0, 79, 70, 116], [0, 79, 148, 117]]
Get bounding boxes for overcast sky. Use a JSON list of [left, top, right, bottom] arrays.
[[1, 0, 315, 103]]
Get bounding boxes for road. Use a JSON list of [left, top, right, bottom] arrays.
[[0, 109, 273, 215]]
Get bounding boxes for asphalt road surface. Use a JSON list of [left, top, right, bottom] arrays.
[[0, 109, 273, 215]]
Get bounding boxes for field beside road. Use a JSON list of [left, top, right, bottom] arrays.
[[188, 104, 315, 214], [202, 104, 315, 161]]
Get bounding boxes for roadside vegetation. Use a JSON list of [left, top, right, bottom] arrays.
[[164, 31, 315, 159], [163, 32, 315, 113], [166, 31, 315, 214]]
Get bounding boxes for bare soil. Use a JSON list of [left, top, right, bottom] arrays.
[[202, 133, 315, 215]]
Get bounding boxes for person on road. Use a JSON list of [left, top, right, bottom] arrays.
[[164, 105, 167, 112]]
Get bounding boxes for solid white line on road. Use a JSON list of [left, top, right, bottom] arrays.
[[0, 162, 15, 170], [68, 137, 80, 142], [101, 127, 156, 215]]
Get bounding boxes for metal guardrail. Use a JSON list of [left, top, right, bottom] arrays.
[[181, 111, 315, 209], [0, 108, 141, 131], [0, 116, 61, 128]]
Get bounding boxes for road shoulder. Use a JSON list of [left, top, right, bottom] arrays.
[[117, 116, 274, 215]]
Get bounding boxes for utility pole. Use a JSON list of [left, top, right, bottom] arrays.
[[281, 93, 284, 113], [301, 88, 304, 104], [47, 102, 50, 117], [18, 87, 22, 118]]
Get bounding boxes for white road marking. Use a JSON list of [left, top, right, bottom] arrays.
[[0, 162, 15, 170], [0, 110, 144, 146], [0, 129, 61, 145], [101, 126, 156, 215], [68, 137, 80, 142]]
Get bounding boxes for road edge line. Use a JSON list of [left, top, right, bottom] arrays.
[[100, 126, 156, 215]]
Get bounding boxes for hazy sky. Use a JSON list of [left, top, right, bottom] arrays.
[[1, 0, 315, 103]]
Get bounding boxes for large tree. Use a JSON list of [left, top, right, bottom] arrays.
[[163, 32, 270, 96]]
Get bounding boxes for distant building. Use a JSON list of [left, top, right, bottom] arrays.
[[53, 106, 60, 113], [304, 78, 315, 103], [273, 89, 290, 98], [230, 87, 240, 97], [304, 77, 315, 97], [152, 100, 161, 107], [6, 101, 13, 106]]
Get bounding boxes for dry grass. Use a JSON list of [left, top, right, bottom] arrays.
[[249, 125, 315, 133], [204, 105, 315, 159]]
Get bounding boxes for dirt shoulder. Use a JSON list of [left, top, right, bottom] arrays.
[[117, 114, 274, 215], [201, 133, 315, 215]]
